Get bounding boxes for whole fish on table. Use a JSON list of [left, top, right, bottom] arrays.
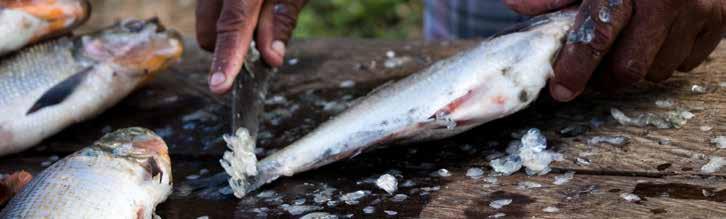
[[223, 11, 577, 197], [0, 127, 172, 219], [0, 18, 183, 156], [0, 0, 90, 56]]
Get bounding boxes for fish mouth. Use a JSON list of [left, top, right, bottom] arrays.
[[92, 127, 172, 184], [81, 18, 184, 76]]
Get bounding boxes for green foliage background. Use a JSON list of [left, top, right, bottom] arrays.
[[293, 0, 424, 39]]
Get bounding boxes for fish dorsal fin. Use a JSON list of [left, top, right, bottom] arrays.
[[26, 66, 93, 115]]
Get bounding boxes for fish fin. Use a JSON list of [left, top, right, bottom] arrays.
[[26, 67, 92, 115]]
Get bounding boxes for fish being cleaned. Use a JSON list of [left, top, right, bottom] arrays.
[[0, 18, 183, 156], [1, 127, 172, 218], [0, 0, 90, 55], [224, 11, 577, 197]]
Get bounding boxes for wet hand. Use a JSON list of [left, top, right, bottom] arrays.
[[504, 0, 726, 102], [196, 0, 306, 94]]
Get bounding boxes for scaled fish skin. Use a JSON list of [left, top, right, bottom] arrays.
[[0, 0, 90, 55], [0, 127, 173, 219], [0, 18, 183, 156], [225, 12, 577, 197]]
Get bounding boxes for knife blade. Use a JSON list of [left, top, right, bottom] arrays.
[[230, 44, 275, 139]]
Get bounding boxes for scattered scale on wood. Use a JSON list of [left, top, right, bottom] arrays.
[[2, 39, 725, 218]]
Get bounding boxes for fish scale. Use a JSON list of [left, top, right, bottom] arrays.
[[3, 154, 148, 218], [0, 38, 87, 105], [1, 128, 173, 219], [0, 19, 183, 156]]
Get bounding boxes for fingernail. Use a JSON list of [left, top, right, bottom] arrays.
[[209, 72, 225, 87], [552, 83, 574, 101], [271, 40, 286, 57]]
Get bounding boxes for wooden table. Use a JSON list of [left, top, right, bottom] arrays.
[[1, 38, 724, 218]]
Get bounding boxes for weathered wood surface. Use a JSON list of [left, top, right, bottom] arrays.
[[422, 174, 726, 218], [1, 38, 725, 218]]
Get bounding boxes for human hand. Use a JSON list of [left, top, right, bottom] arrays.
[[196, 0, 306, 94], [504, 0, 726, 101]]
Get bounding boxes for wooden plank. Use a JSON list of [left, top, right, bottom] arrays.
[[3, 37, 725, 218], [421, 173, 726, 219]]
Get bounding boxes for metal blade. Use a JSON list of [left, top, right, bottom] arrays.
[[230, 45, 275, 139]]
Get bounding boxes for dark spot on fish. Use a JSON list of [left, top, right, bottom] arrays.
[[656, 163, 671, 171], [322, 148, 333, 158], [20, 17, 33, 29], [408, 108, 417, 114], [142, 157, 163, 183], [518, 90, 528, 102], [609, 188, 621, 193], [123, 20, 146, 33], [501, 67, 511, 76], [681, 167, 693, 171], [464, 191, 534, 218], [27, 67, 92, 115], [380, 120, 389, 126], [633, 183, 726, 202], [650, 208, 667, 214]]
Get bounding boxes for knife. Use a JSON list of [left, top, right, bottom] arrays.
[[182, 43, 276, 199], [230, 43, 275, 138]]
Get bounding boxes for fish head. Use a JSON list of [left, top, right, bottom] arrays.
[[80, 18, 183, 82], [0, 0, 91, 40], [94, 127, 172, 185]]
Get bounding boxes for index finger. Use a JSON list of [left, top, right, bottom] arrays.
[[208, 0, 264, 94], [549, 0, 632, 101]]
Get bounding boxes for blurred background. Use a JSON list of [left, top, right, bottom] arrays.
[[80, 0, 423, 40]]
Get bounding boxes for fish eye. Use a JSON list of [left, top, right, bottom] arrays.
[[122, 20, 146, 33]]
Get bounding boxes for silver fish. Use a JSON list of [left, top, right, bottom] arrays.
[[0, 18, 183, 156], [0, 0, 90, 55], [224, 12, 577, 197], [0, 127, 173, 219]]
